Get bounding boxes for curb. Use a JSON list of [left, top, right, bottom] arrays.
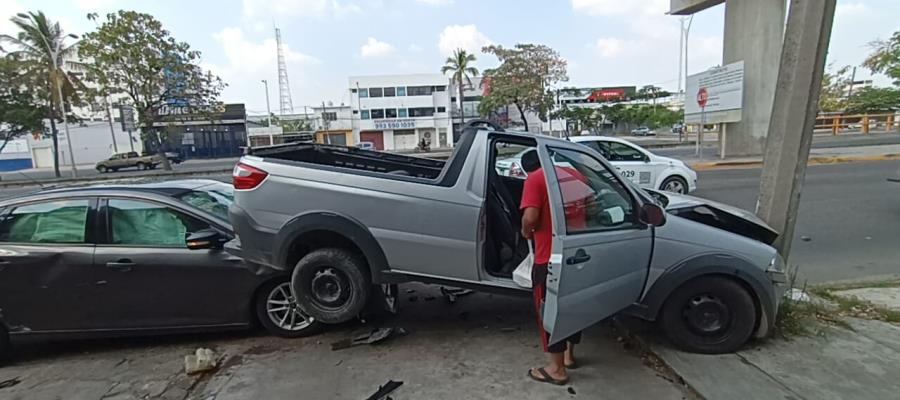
[[689, 153, 900, 171], [0, 168, 234, 189]]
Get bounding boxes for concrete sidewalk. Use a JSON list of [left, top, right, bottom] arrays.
[[687, 144, 900, 170], [623, 283, 900, 400]]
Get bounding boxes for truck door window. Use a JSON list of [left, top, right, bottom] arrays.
[[550, 148, 637, 233]]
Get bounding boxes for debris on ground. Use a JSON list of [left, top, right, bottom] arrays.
[[567, 386, 576, 395], [787, 288, 812, 302], [440, 287, 475, 304], [331, 327, 408, 351], [406, 289, 416, 294], [334, 359, 343, 367], [0, 377, 21, 389], [365, 380, 403, 400], [184, 348, 218, 375], [800, 235, 812, 242]]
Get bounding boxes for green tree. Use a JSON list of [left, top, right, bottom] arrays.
[[864, 30, 900, 86], [441, 48, 479, 128], [79, 10, 224, 170], [0, 55, 46, 152], [551, 106, 601, 134], [818, 64, 853, 112], [479, 43, 568, 132], [845, 87, 900, 114], [1, 11, 84, 177]]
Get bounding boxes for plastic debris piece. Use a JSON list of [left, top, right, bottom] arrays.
[[365, 380, 404, 400], [184, 348, 218, 375], [331, 327, 408, 351]]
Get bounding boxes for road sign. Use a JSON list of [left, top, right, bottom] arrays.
[[697, 87, 709, 108], [119, 105, 136, 132], [685, 60, 744, 124]]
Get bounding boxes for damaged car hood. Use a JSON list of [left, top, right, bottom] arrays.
[[648, 190, 779, 245]]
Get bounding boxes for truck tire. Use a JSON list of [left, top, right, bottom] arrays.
[[97, 165, 108, 173], [0, 325, 10, 363], [660, 276, 756, 354], [136, 162, 147, 171], [291, 248, 371, 324], [255, 279, 323, 338]]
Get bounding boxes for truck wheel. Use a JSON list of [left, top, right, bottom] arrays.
[[136, 162, 146, 171], [660, 276, 756, 354], [97, 166, 108, 173], [255, 280, 323, 338], [291, 248, 370, 324], [660, 176, 688, 194]]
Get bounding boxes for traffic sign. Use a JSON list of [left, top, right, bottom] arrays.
[[697, 87, 709, 109], [119, 105, 136, 132]]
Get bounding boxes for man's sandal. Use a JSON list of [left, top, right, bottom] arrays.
[[527, 367, 569, 386]]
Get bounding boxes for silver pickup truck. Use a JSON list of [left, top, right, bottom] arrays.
[[226, 121, 786, 354]]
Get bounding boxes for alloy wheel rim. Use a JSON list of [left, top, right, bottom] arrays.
[[267, 282, 313, 331], [665, 180, 686, 193]]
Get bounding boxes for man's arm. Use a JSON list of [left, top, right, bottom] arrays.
[[521, 207, 540, 239]]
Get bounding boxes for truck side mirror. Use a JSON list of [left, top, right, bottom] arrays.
[[639, 203, 666, 227]]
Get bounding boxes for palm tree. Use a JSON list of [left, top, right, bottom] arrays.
[[441, 48, 479, 129], [1, 11, 83, 178]]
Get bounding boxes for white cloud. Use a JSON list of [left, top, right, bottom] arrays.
[[74, 0, 120, 11], [594, 37, 626, 57], [0, 0, 26, 36], [572, 0, 667, 16], [409, 44, 423, 52], [438, 24, 492, 56], [359, 37, 394, 58], [242, 0, 361, 19], [416, 0, 453, 6]]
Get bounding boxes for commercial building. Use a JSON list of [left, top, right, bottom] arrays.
[[349, 74, 453, 151], [27, 120, 142, 168], [148, 103, 248, 159]]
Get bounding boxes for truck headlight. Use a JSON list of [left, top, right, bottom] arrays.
[[767, 254, 785, 273]]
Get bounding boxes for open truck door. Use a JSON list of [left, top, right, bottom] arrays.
[[537, 143, 658, 345]]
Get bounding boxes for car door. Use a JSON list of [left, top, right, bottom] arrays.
[[91, 197, 257, 330], [0, 198, 97, 332], [537, 143, 654, 345], [595, 140, 658, 189]]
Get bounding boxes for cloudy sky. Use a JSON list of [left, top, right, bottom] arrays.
[[1, 0, 896, 116]]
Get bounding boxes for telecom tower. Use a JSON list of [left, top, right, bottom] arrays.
[[275, 27, 294, 116]]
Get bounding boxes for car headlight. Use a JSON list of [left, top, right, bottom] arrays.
[[767, 254, 786, 273]]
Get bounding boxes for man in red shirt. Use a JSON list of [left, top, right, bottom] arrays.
[[519, 150, 583, 386]]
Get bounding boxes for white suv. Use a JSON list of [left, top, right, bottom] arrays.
[[496, 135, 698, 193]]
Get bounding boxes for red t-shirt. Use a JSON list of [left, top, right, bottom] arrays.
[[520, 167, 589, 265]]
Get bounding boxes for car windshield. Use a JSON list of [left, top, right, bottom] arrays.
[[173, 182, 234, 221]]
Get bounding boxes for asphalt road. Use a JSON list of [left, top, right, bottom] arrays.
[[0, 161, 897, 284], [0, 157, 239, 183], [693, 160, 900, 284], [652, 132, 900, 159]]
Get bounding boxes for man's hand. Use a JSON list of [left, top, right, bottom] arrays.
[[521, 227, 533, 239], [521, 207, 540, 239]]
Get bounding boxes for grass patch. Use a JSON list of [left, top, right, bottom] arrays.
[[812, 278, 900, 292], [775, 267, 854, 338], [809, 288, 900, 324]]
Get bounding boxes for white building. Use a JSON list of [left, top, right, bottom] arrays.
[[349, 74, 453, 151], [27, 120, 142, 168]]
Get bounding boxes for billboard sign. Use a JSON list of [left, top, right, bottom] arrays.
[[684, 61, 744, 124], [119, 105, 136, 131]]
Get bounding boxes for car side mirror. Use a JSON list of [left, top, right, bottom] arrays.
[[186, 229, 224, 250], [639, 203, 666, 227]]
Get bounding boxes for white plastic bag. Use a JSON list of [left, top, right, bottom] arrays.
[[512, 240, 534, 288]]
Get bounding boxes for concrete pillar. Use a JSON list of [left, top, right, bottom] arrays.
[[756, 0, 836, 257], [722, 0, 786, 157]]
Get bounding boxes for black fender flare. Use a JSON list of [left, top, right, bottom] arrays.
[[274, 211, 390, 283], [631, 253, 777, 329]]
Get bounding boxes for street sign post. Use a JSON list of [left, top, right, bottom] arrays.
[[696, 87, 708, 158], [119, 105, 137, 152]]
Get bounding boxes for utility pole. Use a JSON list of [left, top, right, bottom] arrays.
[[845, 66, 858, 102], [682, 15, 694, 97], [261, 79, 272, 126], [757, 0, 836, 256], [56, 75, 77, 178], [678, 17, 685, 93], [104, 95, 119, 153]]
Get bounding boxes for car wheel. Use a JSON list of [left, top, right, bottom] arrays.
[[291, 248, 371, 324], [660, 176, 688, 194], [136, 162, 146, 171], [660, 276, 757, 354], [255, 280, 322, 338], [97, 166, 108, 173]]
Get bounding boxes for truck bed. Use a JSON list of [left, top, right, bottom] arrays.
[[250, 143, 447, 180]]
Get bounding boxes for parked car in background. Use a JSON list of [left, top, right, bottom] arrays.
[[227, 120, 785, 354], [497, 136, 697, 194], [631, 126, 655, 136], [165, 151, 183, 164], [0, 179, 313, 362], [95, 152, 163, 173], [356, 141, 376, 151]]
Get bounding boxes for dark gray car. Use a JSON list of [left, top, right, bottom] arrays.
[[0, 180, 313, 361]]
